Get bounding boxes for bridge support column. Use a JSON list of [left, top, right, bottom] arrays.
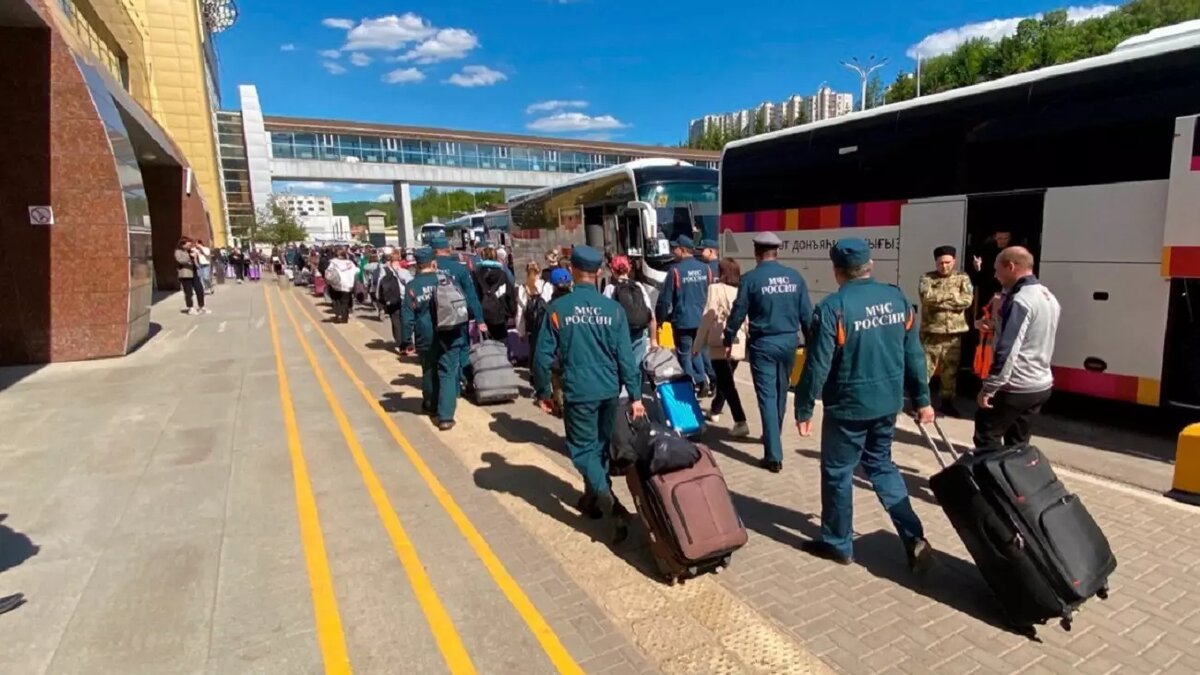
[[393, 181, 415, 249]]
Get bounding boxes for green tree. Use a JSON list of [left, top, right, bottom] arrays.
[[865, 73, 887, 109], [884, 71, 916, 104], [752, 110, 767, 136], [256, 200, 308, 246]]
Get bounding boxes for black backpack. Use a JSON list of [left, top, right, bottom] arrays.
[[612, 280, 651, 332], [524, 291, 548, 335], [477, 270, 509, 326], [378, 269, 403, 307]]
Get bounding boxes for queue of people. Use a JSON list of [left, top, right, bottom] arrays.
[[378, 228, 1061, 566]]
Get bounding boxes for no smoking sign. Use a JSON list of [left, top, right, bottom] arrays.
[[28, 206, 54, 225]]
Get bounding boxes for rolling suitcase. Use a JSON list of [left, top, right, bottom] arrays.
[[312, 275, 326, 297], [654, 377, 705, 437], [469, 340, 520, 404], [506, 329, 529, 365], [921, 420, 1116, 637], [625, 443, 746, 584]]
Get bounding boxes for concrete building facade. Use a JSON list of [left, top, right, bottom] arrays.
[[687, 86, 856, 142]]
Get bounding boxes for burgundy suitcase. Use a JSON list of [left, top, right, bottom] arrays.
[[312, 276, 326, 297], [625, 443, 747, 584]]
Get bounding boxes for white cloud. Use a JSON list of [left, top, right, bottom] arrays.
[[526, 111, 627, 133], [446, 65, 507, 87], [399, 28, 479, 63], [342, 13, 437, 51], [323, 61, 347, 75], [383, 67, 426, 84], [349, 52, 373, 67], [280, 43, 296, 52], [275, 181, 377, 193], [322, 18, 354, 30], [319, 49, 341, 59], [907, 4, 1118, 59], [526, 99, 588, 114], [375, 193, 395, 202]]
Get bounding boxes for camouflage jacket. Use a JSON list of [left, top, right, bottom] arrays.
[[918, 271, 973, 335]]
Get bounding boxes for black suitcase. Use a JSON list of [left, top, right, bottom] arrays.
[[920, 420, 1116, 637]]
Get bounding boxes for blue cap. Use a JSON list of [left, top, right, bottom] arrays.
[[570, 244, 603, 273], [429, 236, 449, 250], [830, 238, 872, 268], [550, 267, 572, 286], [413, 247, 435, 264], [673, 235, 694, 250], [698, 238, 719, 250]]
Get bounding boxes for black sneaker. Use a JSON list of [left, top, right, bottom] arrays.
[[759, 458, 783, 474], [906, 538, 937, 575], [575, 493, 603, 519], [800, 539, 853, 565], [610, 499, 632, 544]]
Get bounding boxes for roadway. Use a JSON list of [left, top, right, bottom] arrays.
[[0, 279, 1196, 674]]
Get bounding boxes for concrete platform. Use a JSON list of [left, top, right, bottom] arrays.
[[1, 278, 1197, 675]]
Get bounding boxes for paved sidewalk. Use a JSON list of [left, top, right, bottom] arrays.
[[340, 291, 1200, 675]]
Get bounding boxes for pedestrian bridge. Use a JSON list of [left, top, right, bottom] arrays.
[[230, 85, 719, 246]]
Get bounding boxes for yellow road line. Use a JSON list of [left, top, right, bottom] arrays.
[[276, 289, 477, 675], [288, 291, 584, 675], [263, 289, 352, 675]]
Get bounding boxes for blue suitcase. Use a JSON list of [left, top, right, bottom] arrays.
[[655, 377, 705, 437]]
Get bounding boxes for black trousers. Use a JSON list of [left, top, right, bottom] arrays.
[[329, 289, 353, 321], [972, 389, 1052, 449], [389, 310, 405, 348], [709, 359, 747, 423], [181, 275, 205, 309]]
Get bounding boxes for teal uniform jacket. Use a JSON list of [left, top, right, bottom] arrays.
[[699, 255, 719, 279], [399, 272, 438, 352], [794, 278, 931, 422], [655, 257, 711, 330], [436, 255, 484, 323], [724, 260, 813, 346], [533, 283, 641, 403]]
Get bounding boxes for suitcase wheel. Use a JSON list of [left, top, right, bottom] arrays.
[[1097, 586, 1109, 601], [1060, 617, 1073, 632]]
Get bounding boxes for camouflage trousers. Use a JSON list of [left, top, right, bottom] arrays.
[[921, 333, 963, 398]]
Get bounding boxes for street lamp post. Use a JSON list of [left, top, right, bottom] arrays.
[[841, 55, 889, 111]]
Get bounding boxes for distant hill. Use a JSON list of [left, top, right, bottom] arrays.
[[332, 201, 391, 228], [333, 188, 507, 229]]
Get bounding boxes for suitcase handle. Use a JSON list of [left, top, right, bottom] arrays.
[[915, 417, 958, 470]]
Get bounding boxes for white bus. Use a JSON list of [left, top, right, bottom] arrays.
[[418, 222, 445, 246], [508, 158, 719, 289], [718, 33, 1200, 410]]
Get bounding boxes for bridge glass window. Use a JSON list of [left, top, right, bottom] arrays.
[[510, 147, 531, 171], [460, 143, 480, 168], [271, 133, 294, 159], [360, 136, 383, 162], [293, 133, 317, 160], [440, 142, 458, 166], [478, 144, 497, 168], [423, 140, 442, 165], [337, 135, 362, 160], [402, 139, 423, 164]]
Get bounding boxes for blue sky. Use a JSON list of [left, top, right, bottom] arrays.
[[216, 0, 1119, 201]]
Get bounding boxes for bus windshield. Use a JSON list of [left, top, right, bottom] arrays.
[[637, 181, 720, 248]]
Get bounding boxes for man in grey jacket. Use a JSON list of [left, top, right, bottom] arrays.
[[973, 246, 1060, 448]]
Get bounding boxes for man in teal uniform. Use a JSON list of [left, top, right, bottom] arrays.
[[725, 232, 813, 473], [655, 235, 712, 396], [398, 247, 466, 430], [432, 235, 485, 391], [534, 245, 645, 541], [794, 237, 936, 570]]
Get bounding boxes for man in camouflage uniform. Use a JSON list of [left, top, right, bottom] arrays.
[[919, 245, 974, 416]]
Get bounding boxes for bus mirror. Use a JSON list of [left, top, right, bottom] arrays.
[[626, 201, 657, 240]]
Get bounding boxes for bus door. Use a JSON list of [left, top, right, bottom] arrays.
[[898, 197, 967, 303], [584, 205, 605, 248], [1163, 279, 1200, 410]]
